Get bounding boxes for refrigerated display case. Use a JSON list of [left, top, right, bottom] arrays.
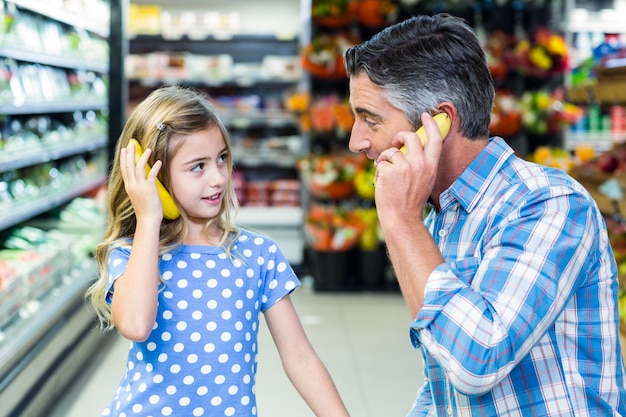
[[0, 1, 118, 415]]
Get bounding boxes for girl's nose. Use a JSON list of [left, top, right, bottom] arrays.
[[209, 166, 226, 187]]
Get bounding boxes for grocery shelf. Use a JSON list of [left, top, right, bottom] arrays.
[[129, 34, 299, 62], [130, 76, 299, 89], [0, 135, 107, 172], [233, 151, 299, 168], [0, 46, 108, 73], [0, 259, 108, 417], [0, 0, 115, 414], [12, 0, 110, 37], [564, 130, 626, 152], [0, 100, 108, 116], [237, 205, 303, 227], [0, 175, 106, 231]]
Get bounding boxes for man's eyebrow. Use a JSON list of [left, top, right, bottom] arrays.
[[354, 107, 382, 119]]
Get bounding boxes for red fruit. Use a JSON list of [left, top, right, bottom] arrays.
[[597, 153, 620, 173]]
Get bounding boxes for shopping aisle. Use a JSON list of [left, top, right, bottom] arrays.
[[48, 280, 423, 417]]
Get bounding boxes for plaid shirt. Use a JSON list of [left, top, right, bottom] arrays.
[[408, 137, 626, 416]]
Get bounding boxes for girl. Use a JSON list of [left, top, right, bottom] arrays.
[[87, 85, 350, 417]]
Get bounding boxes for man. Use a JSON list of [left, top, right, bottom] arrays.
[[344, 13, 626, 416]]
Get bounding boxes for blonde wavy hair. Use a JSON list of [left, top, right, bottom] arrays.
[[87, 85, 240, 331]]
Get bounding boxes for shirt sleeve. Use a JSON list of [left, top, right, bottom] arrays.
[[104, 245, 131, 304], [258, 238, 301, 312], [410, 187, 604, 396]]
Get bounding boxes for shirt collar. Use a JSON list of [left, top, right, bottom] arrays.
[[439, 137, 514, 213]]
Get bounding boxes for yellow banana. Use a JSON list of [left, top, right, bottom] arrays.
[[129, 139, 180, 220], [406, 112, 451, 152], [374, 113, 451, 185]]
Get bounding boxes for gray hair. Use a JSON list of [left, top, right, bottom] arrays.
[[344, 14, 494, 139]]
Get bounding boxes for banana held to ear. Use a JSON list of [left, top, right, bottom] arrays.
[[373, 113, 451, 185], [401, 112, 452, 153], [129, 139, 180, 220]]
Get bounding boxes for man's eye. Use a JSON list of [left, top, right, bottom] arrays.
[[365, 119, 377, 128]]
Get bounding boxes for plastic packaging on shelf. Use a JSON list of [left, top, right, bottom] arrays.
[[0, 196, 105, 330]]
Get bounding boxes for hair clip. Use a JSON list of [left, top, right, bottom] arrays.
[[156, 122, 165, 131]]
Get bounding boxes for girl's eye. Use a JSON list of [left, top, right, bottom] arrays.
[[191, 163, 204, 172], [217, 152, 229, 164]]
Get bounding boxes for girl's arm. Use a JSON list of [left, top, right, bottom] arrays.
[[264, 295, 350, 417], [111, 143, 164, 342]]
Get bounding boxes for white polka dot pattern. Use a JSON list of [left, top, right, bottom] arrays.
[[101, 230, 300, 416]]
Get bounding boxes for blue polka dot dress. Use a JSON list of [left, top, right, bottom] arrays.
[[101, 230, 301, 417]]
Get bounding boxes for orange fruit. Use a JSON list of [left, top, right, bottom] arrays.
[[575, 144, 596, 163]]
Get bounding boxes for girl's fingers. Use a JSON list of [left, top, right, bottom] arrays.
[[120, 146, 129, 182], [147, 159, 162, 182], [132, 143, 149, 179], [122, 141, 153, 185]]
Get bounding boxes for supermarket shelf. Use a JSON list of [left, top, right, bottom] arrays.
[[13, 0, 110, 37], [236, 205, 303, 228], [129, 34, 299, 62], [130, 76, 299, 89], [234, 152, 299, 168], [563, 130, 626, 152], [0, 135, 107, 172], [0, 175, 106, 231], [0, 259, 108, 417], [0, 0, 114, 414], [223, 109, 299, 128], [0, 46, 108, 72], [0, 99, 108, 115]]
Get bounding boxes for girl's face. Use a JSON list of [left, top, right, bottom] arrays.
[[168, 126, 229, 223]]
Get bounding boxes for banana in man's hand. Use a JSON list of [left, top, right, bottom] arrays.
[[373, 113, 451, 185]]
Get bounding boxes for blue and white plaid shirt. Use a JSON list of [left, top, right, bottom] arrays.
[[409, 137, 626, 416]]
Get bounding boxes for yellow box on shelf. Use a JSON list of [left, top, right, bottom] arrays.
[[128, 4, 162, 37]]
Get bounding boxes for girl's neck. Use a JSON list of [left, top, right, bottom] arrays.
[[183, 222, 223, 246]]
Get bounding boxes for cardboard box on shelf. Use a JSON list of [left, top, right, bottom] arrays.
[[594, 65, 626, 103]]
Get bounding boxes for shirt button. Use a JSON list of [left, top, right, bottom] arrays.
[[438, 229, 446, 237], [447, 407, 452, 415]]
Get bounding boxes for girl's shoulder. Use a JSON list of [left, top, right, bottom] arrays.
[[159, 229, 279, 257], [108, 239, 133, 257], [235, 227, 279, 250], [237, 227, 271, 240]]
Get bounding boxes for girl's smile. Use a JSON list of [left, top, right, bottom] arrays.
[[202, 191, 223, 205]]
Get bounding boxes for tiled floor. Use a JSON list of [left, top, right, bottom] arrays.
[[49, 279, 424, 417]]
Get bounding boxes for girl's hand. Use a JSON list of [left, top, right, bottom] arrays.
[[120, 141, 164, 224]]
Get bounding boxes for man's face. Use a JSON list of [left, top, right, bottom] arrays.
[[348, 72, 413, 160]]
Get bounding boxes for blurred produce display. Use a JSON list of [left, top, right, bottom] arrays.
[[298, 153, 364, 200]]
